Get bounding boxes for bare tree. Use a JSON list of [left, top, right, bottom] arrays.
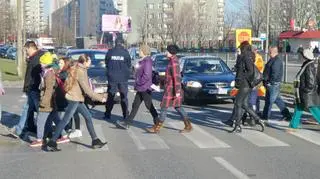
[[222, 12, 239, 47], [136, 4, 149, 44], [246, 0, 267, 37], [193, 0, 206, 48]]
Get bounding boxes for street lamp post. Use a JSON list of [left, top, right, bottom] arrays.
[[265, 0, 270, 62]]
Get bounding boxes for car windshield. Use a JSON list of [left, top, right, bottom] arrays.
[[155, 56, 168, 68], [183, 58, 226, 74]]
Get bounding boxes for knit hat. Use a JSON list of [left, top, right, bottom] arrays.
[[167, 44, 179, 55], [40, 52, 53, 65], [303, 49, 314, 60]]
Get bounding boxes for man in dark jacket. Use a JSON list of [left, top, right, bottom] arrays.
[[262, 46, 291, 121], [8, 41, 44, 137], [104, 37, 131, 120]]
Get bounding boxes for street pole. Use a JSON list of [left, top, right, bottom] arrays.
[[265, 0, 270, 63], [17, 0, 24, 78], [74, 1, 78, 46]]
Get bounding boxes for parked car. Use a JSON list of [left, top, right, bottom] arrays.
[[152, 54, 184, 88], [180, 56, 235, 104], [5, 47, 17, 59], [66, 49, 120, 106], [0, 45, 11, 57], [6, 47, 17, 60]]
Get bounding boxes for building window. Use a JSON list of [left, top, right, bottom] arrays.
[[158, 13, 162, 19], [148, 3, 154, 9], [158, 3, 162, 9]]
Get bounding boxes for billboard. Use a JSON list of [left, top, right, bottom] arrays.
[[102, 15, 132, 32], [235, 29, 252, 48]]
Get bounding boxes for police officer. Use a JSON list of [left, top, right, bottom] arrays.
[[105, 37, 131, 120]]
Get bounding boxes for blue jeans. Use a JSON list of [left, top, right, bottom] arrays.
[[159, 107, 188, 122], [15, 91, 40, 135], [37, 111, 67, 140], [249, 89, 260, 113], [289, 105, 320, 128], [262, 83, 286, 119], [52, 100, 98, 142]]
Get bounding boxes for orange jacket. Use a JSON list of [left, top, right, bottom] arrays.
[[255, 53, 266, 96]]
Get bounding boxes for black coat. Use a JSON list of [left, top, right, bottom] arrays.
[[23, 50, 45, 93], [295, 60, 320, 110], [235, 53, 255, 88]]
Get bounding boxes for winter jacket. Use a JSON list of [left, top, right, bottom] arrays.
[[134, 56, 153, 92], [55, 71, 68, 111], [23, 50, 45, 93], [161, 55, 183, 108], [65, 63, 104, 102], [234, 53, 255, 88], [39, 69, 56, 112], [105, 45, 132, 83], [263, 55, 283, 85], [295, 60, 320, 110]]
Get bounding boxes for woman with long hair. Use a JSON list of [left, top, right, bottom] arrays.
[[45, 55, 107, 151], [224, 41, 264, 133]]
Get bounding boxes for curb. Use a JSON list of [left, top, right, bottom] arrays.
[[2, 81, 24, 88]]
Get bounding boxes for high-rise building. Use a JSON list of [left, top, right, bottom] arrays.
[[25, 0, 46, 36], [127, 0, 224, 48]]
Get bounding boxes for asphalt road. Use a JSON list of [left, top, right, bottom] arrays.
[[1, 87, 320, 179]]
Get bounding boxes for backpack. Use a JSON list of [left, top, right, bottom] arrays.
[[152, 70, 160, 85]]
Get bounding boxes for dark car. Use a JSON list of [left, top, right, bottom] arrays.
[[66, 49, 120, 106], [0, 45, 11, 57], [152, 54, 184, 88], [6, 47, 17, 60], [181, 56, 235, 104]]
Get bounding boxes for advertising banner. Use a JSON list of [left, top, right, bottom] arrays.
[[102, 15, 132, 32]]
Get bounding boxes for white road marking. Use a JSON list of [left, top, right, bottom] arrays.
[[127, 126, 170, 150], [236, 130, 290, 147], [76, 124, 109, 152], [214, 157, 250, 179], [168, 121, 230, 149]]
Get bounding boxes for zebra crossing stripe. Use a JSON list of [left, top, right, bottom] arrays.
[[76, 124, 109, 152], [127, 126, 170, 150], [287, 129, 320, 146], [236, 130, 290, 147], [168, 121, 230, 149]]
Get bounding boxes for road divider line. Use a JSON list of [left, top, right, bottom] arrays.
[[168, 121, 230, 149], [127, 127, 170, 150], [214, 157, 250, 179], [76, 124, 109, 152]]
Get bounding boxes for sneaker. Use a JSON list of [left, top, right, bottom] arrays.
[[56, 136, 70, 144], [116, 120, 130, 130], [6, 126, 19, 138], [92, 138, 107, 149], [30, 140, 43, 147], [68, 130, 83, 138]]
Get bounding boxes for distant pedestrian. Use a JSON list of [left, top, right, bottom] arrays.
[[262, 46, 292, 121], [104, 37, 131, 121], [297, 45, 304, 61], [146, 44, 192, 133], [313, 46, 319, 58], [289, 49, 320, 128], [116, 44, 159, 130]]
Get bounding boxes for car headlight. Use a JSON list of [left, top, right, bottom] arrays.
[[159, 72, 166, 76], [230, 80, 235, 87], [186, 81, 202, 88]]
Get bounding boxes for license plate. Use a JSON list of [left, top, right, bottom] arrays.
[[208, 88, 228, 94]]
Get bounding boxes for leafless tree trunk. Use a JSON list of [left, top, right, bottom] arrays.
[[246, 0, 267, 37]]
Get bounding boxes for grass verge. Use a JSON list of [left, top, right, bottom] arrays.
[[281, 83, 294, 95], [0, 58, 21, 81]]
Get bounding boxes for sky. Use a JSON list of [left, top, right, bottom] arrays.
[[44, 0, 50, 17]]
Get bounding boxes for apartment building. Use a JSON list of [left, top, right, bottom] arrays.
[[25, 0, 46, 36], [127, 0, 224, 47]]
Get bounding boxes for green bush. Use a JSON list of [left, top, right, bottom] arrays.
[[281, 83, 294, 95], [0, 58, 21, 81]]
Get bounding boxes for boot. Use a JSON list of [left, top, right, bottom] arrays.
[[146, 120, 163, 133], [180, 118, 193, 133], [281, 108, 292, 121]]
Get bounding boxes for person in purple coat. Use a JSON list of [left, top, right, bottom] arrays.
[[116, 44, 159, 129]]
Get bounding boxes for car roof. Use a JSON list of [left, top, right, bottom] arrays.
[[180, 56, 222, 60], [67, 49, 108, 54]]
